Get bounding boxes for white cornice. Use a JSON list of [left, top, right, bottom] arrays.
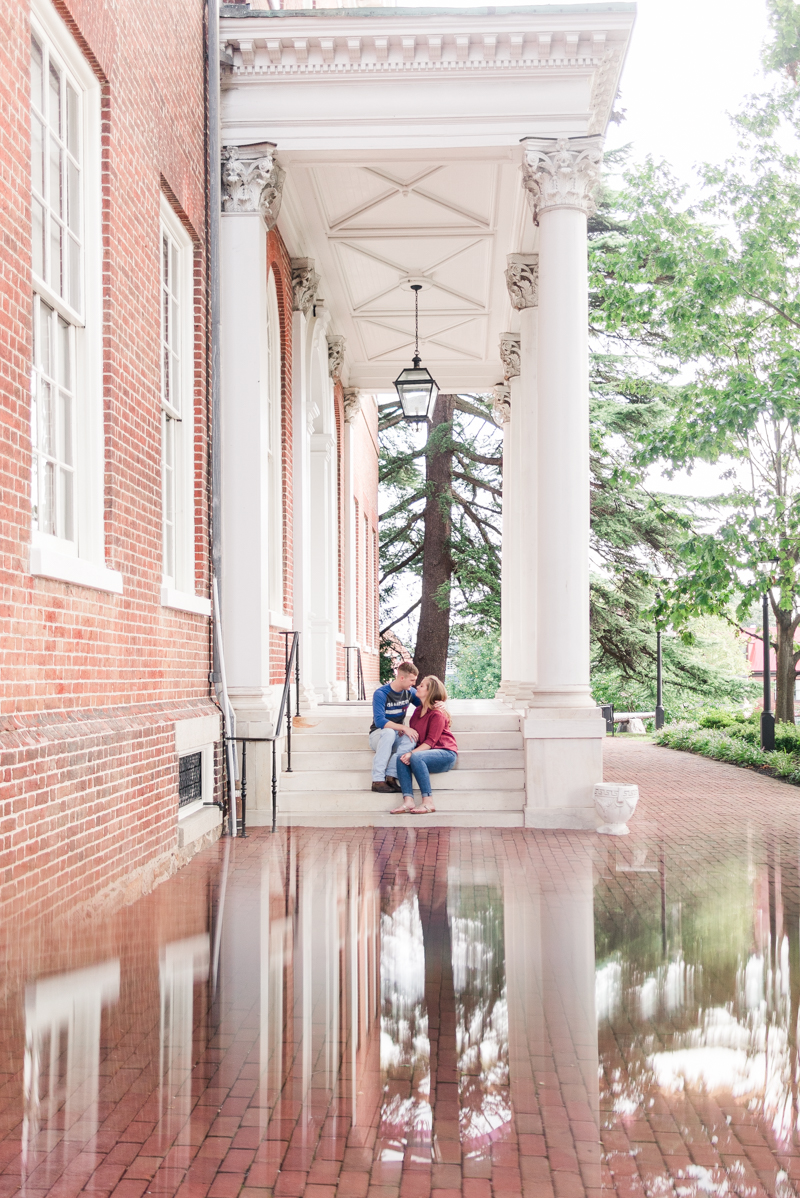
[[220, 7, 634, 80]]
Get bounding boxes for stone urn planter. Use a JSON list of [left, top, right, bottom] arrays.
[[594, 783, 639, 836]]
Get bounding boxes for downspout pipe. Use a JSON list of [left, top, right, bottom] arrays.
[[207, 0, 237, 836]]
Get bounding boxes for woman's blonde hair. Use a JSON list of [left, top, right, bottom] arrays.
[[421, 675, 451, 723]]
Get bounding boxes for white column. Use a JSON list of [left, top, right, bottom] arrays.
[[519, 137, 606, 828], [220, 211, 274, 737], [343, 391, 361, 691], [219, 144, 286, 740], [497, 256, 539, 702]]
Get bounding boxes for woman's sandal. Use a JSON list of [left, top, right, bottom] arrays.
[[390, 802, 416, 815], [411, 804, 436, 814]]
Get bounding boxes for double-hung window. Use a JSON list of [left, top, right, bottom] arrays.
[[160, 199, 208, 615], [29, 1, 119, 593]]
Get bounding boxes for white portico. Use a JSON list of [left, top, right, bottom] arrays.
[[219, 1, 636, 827]]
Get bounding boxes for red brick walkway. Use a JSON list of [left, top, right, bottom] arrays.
[[1, 742, 800, 1198]]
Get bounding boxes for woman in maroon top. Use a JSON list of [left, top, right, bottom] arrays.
[[389, 676, 457, 815]]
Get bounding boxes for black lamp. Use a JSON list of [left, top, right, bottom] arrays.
[[393, 283, 439, 423]]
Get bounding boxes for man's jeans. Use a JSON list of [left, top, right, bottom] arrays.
[[396, 748, 457, 798], [369, 727, 404, 782]]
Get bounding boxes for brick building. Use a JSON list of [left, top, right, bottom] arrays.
[[0, 0, 382, 910]]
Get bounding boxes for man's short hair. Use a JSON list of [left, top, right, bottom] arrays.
[[396, 661, 418, 678]]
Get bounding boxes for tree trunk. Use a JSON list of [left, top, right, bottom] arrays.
[[773, 603, 799, 724], [413, 393, 456, 681]]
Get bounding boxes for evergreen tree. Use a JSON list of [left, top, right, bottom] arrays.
[[379, 393, 502, 680]]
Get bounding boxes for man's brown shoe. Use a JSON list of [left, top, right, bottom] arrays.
[[372, 780, 393, 792], [386, 777, 402, 792]]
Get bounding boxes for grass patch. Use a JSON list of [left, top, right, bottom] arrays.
[[654, 714, 800, 786]]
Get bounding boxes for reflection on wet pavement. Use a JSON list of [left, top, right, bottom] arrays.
[[5, 779, 800, 1197]]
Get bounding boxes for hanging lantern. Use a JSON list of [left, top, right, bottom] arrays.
[[393, 283, 439, 422]]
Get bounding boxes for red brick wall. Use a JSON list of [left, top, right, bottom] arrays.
[[0, 0, 217, 912], [267, 227, 295, 686]]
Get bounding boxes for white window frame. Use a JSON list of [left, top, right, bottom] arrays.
[[266, 270, 284, 617], [175, 715, 220, 821], [159, 197, 209, 617], [29, 0, 121, 594]]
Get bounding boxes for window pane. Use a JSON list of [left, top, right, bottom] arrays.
[[49, 137, 62, 215], [171, 351, 180, 412], [60, 466, 73, 540], [39, 379, 54, 456], [163, 345, 170, 406], [39, 302, 52, 375], [59, 391, 72, 465], [41, 460, 55, 535], [32, 116, 45, 196], [48, 62, 61, 134], [67, 159, 79, 233], [31, 37, 44, 112], [57, 316, 70, 387], [68, 235, 80, 311], [31, 199, 44, 278], [66, 84, 79, 156], [49, 215, 62, 295]]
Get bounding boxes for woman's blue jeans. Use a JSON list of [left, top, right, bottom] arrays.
[[396, 746, 457, 798]]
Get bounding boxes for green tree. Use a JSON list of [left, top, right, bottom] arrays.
[[379, 393, 502, 681], [590, 90, 800, 722]]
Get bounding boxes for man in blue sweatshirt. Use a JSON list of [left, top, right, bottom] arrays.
[[369, 660, 421, 792]]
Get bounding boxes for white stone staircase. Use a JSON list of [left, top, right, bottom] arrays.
[[250, 698, 525, 827]]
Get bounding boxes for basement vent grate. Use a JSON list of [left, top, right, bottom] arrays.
[[178, 752, 203, 808]]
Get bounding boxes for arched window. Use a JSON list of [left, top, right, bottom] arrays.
[[266, 271, 283, 613]]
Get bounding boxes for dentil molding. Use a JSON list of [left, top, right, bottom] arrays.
[[343, 388, 361, 424], [221, 28, 625, 80], [291, 257, 320, 315], [327, 335, 345, 382], [505, 254, 539, 310], [499, 334, 520, 381], [492, 383, 511, 426], [221, 142, 285, 229], [521, 136, 604, 219]]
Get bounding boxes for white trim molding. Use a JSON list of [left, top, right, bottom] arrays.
[[30, 543, 123, 594], [161, 586, 211, 616]]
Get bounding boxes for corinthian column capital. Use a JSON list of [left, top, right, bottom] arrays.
[[521, 136, 604, 219], [492, 383, 511, 426], [505, 254, 539, 309], [221, 142, 285, 230], [291, 258, 320, 316], [500, 333, 520, 381], [327, 335, 345, 381], [343, 388, 361, 424]]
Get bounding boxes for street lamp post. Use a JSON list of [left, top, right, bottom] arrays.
[[655, 594, 664, 731], [761, 590, 775, 751]]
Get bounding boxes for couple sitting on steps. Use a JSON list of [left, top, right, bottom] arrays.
[[369, 660, 458, 815]]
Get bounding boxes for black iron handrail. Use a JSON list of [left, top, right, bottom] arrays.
[[225, 632, 300, 836], [272, 631, 300, 831], [344, 644, 366, 701]]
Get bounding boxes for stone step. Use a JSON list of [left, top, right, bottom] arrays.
[[279, 768, 524, 793], [292, 712, 521, 734], [282, 748, 524, 772], [287, 730, 523, 753], [250, 811, 525, 829], [266, 788, 524, 814]]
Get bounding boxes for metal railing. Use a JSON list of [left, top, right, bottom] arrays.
[[224, 631, 300, 836], [344, 644, 366, 701]]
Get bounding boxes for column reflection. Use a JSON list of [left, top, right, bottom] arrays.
[[22, 960, 120, 1173]]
